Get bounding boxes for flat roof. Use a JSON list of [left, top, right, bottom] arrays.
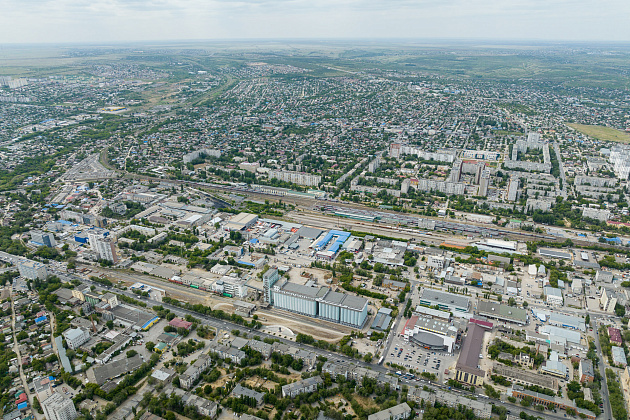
[[414, 305, 450, 319], [485, 238, 516, 250], [540, 325, 581, 344], [279, 282, 322, 299], [339, 294, 368, 311], [110, 304, 156, 328], [230, 213, 258, 225], [419, 289, 469, 310], [93, 354, 143, 385], [539, 249, 572, 259], [477, 301, 527, 324], [549, 313, 585, 330], [295, 226, 325, 239], [544, 286, 563, 297], [321, 289, 345, 304]]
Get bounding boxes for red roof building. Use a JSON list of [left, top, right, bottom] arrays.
[[169, 318, 193, 330], [608, 327, 623, 346]]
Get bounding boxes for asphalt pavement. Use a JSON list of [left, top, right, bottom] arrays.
[[58, 269, 581, 420]]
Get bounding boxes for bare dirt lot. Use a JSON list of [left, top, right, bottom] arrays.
[[90, 266, 350, 342]]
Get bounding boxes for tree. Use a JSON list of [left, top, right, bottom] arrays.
[[615, 303, 625, 317], [145, 341, 155, 352], [127, 350, 138, 358], [585, 314, 590, 325]]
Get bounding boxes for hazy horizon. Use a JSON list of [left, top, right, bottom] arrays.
[[2, 0, 629, 45]]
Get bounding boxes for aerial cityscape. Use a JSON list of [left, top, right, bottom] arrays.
[[2, 5, 630, 420]]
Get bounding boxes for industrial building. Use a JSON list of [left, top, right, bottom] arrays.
[[211, 275, 248, 298], [418, 289, 469, 313], [539, 325, 581, 346], [225, 213, 259, 231], [473, 239, 518, 254], [492, 364, 557, 390], [262, 268, 280, 303], [549, 313, 585, 331], [271, 280, 368, 328], [538, 249, 572, 260], [540, 351, 568, 379], [454, 322, 486, 386], [476, 301, 527, 325], [313, 229, 351, 260]]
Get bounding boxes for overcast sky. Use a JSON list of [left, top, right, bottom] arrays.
[[1, 0, 629, 44]]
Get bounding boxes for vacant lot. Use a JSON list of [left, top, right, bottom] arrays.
[[567, 123, 630, 143]]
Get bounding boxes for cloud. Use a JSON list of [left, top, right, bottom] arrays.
[[0, 0, 629, 43]]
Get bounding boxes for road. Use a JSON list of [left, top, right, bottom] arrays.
[[12, 296, 41, 420], [56, 269, 578, 420], [593, 320, 613, 420], [86, 265, 353, 339]]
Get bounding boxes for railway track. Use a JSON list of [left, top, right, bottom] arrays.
[[125, 173, 626, 250]]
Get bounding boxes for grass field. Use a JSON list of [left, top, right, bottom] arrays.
[[567, 123, 630, 143]]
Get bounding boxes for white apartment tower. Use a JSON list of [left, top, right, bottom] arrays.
[[94, 237, 118, 263], [41, 393, 77, 420]]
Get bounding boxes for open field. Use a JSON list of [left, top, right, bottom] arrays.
[[567, 123, 630, 143]]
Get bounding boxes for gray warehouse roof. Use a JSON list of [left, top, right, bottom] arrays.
[[318, 290, 368, 311], [93, 355, 144, 385], [539, 249, 572, 259], [419, 289, 469, 310], [477, 301, 527, 324], [296, 226, 325, 239], [279, 282, 323, 299], [321, 290, 345, 304]]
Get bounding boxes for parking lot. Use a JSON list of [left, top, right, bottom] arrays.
[[384, 333, 458, 384]]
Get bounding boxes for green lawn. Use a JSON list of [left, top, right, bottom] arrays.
[[567, 123, 630, 143]]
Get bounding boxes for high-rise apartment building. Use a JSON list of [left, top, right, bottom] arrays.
[[41, 393, 77, 420]]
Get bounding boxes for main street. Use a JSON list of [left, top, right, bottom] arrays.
[[593, 320, 613, 420], [57, 269, 573, 420]]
